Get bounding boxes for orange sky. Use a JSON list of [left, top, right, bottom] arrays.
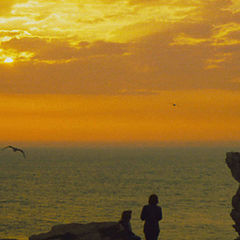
[[0, 0, 240, 145]]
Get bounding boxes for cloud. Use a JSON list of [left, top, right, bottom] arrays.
[[127, 0, 197, 6], [0, 0, 28, 17], [1, 37, 129, 62], [0, 0, 27, 16], [0, 0, 240, 94], [0, 36, 237, 94]]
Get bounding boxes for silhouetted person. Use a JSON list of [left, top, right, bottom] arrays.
[[140, 194, 162, 240], [119, 210, 141, 240]]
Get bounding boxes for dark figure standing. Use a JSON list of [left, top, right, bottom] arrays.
[[140, 194, 162, 240], [119, 210, 141, 240]]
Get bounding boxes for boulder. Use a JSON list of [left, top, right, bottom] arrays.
[[29, 222, 129, 240]]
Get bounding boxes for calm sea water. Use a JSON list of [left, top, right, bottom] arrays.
[[0, 146, 238, 240]]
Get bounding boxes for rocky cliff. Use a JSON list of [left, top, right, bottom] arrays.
[[29, 222, 130, 240], [226, 152, 240, 240]]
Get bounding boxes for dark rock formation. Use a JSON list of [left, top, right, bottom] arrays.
[[226, 152, 240, 240], [29, 222, 130, 240], [226, 152, 240, 182], [0, 239, 18, 240]]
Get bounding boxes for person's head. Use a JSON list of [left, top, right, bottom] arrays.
[[120, 210, 132, 222], [148, 194, 159, 205]]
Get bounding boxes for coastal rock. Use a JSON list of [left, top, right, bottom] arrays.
[[29, 222, 129, 240], [226, 152, 240, 183], [226, 152, 240, 239], [232, 187, 240, 211]]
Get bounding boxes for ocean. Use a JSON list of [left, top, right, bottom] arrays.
[[0, 146, 238, 240]]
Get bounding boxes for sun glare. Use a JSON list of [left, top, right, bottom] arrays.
[[4, 57, 14, 63]]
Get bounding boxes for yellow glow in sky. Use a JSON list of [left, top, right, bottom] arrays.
[[4, 57, 14, 63], [0, 0, 239, 145], [0, 90, 240, 145]]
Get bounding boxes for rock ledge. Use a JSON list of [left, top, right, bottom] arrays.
[[29, 221, 129, 240], [226, 152, 240, 240]]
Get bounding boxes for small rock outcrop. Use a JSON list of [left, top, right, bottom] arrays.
[[226, 152, 240, 240], [0, 239, 18, 240], [29, 222, 130, 240]]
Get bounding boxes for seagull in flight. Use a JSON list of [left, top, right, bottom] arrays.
[[2, 145, 26, 158]]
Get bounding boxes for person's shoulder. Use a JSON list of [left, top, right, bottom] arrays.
[[156, 205, 162, 211], [141, 205, 149, 211], [151, 204, 162, 210]]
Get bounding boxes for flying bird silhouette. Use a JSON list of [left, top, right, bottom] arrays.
[[2, 145, 26, 158]]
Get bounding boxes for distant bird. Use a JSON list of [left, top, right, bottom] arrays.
[[2, 145, 26, 158]]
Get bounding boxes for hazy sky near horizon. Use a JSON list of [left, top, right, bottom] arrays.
[[1, 0, 240, 144]]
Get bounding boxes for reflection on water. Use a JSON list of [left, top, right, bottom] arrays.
[[0, 146, 237, 240]]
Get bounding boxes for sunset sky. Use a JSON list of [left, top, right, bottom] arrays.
[[1, 0, 240, 145]]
